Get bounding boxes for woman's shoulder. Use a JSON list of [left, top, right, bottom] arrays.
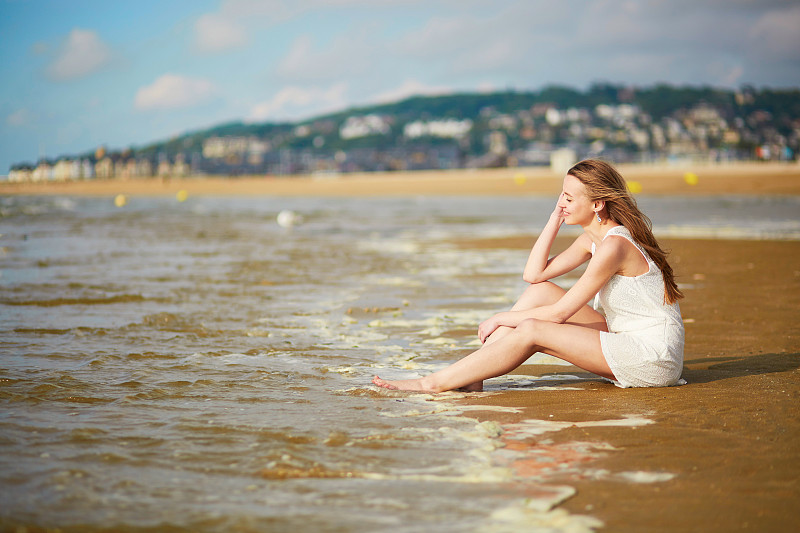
[[600, 226, 637, 248], [603, 225, 631, 239], [594, 232, 630, 258], [595, 227, 637, 259], [598, 226, 652, 274]]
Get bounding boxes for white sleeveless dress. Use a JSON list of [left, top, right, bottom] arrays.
[[592, 226, 685, 388]]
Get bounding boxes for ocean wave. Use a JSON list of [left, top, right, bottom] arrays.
[[2, 294, 147, 307]]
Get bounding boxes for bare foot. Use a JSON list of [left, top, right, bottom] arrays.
[[372, 376, 483, 393], [372, 375, 432, 392]]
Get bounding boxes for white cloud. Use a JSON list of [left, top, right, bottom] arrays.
[[248, 83, 349, 122], [213, 0, 408, 21], [707, 62, 745, 87], [194, 13, 248, 52], [279, 35, 314, 73], [749, 4, 800, 60], [372, 79, 452, 104], [6, 109, 32, 127], [396, 7, 557, 76], [47, 29, 112, 81], [277, 31, 378, 82], [218, 0, 295, 19], [192, 0, 298, 54], [135, 74, 218, 111], [398, 15, 479, 59], [451, 38, 515, 73], [393, 1, 794, 88]]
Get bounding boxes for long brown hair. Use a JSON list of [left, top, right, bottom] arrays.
[[568, 159, 683, 304]]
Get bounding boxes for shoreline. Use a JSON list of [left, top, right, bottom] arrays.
[[4, 164, 797, 529], [2, 162, 800, 197]]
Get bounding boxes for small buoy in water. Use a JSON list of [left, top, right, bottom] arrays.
[[114, 194, 127, 207], [277, 209, 302, 228], [684, 172, 699, 186], [176, 189, 189, 202], [628, 181, 643, 194]]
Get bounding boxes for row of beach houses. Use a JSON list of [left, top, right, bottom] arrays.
[[8, 154, 191, 183], [8, 98, 798, 182]]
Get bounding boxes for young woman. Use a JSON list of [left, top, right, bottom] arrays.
[[373, 159, 685, 392]]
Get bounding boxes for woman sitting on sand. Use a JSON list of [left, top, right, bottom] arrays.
[[373, 159, 685, 392]]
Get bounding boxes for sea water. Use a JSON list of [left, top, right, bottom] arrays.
[[1, 193, 797, 532]]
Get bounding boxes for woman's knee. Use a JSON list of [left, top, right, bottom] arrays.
[[515, 282, 565, 310], [515, 318, 545, 338]]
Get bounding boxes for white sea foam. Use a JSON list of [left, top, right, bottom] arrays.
[[365, 379, 639, 531], [480, 501, 603, 533], [580, 469, 677, 484], [244, 328, 271, 337], [357, 240, 421, 255], [482, 374, 588, 392], [503, 415, 654, 438], [369, 276, 425, 287], [365, 312, 480, 335], [616, 471, 677, 483], [420, 337, 459, 345], [654, 223, 800, 241]]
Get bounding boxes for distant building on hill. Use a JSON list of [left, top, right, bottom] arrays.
[[7, 85, 799, 179]]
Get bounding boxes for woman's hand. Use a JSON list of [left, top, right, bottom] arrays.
[[478, 314, 503, 344], [550, 194, 567, 227]]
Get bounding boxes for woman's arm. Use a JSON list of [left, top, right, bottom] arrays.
[[479, 238, 625, 342], [522, 198, 591, 283]]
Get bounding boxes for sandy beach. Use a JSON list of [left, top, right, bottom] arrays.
[[3, 161, 800, 198], [3, 162, 798, 531]]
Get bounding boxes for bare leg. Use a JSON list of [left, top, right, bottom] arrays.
[[373, 317, 614, 392], [485, 281, 605, 345], [430, 282, 571, 392], [464, 282, 605, 391], [483, 282, 563, 346], [373, 282, 608, 392]]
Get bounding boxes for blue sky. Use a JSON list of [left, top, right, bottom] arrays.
[[2, 0, 799, 172]]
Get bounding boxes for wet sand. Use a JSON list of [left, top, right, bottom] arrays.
[[5, 162, 799, 530], [458, 236, 800, 532]]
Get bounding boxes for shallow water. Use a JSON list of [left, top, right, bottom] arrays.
[[0, 193, 797, 531]]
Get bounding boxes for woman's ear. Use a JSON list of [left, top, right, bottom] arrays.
[[593, 200, 605, 212]]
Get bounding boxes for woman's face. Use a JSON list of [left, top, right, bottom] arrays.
[[558, 174, 594, 225]]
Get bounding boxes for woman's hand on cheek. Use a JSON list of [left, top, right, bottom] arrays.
[[551, 195, 567, 225]]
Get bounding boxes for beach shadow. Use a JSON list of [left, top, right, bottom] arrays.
[[682, 353, 800, 384]]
